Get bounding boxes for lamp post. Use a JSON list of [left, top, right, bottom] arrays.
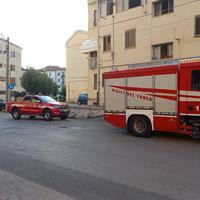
[[0, 34, 10, 102]]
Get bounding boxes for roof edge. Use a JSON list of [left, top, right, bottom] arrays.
[[65, 30, 88, 46], [0, 38, 23, 50]]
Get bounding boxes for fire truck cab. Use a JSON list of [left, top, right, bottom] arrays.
[[104, 58, 200, 138]]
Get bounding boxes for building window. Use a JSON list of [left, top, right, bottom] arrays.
[[100, 0, 113, 17], [117, 0, 141, 12], [153, 0, 174, 16], [152, 42, 173, 60], [93, 10, 97, 26], [61, 72, 65, 78], [10, 65, 16, 71], [10, 51, 16, 58], [89, 51, 97, 69], [94, 73, 97, 90], [103, 35, 111, 52], [195, 15, 200, 36], [129, 0, 141, 9], [125, 29, 136, 49], [0, 63, 2, 68]]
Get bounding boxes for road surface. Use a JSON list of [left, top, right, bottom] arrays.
[[0, 113, 199, 200]]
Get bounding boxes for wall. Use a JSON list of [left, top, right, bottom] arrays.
[[87, 0, 200, 106], [66, 31, 89, 102]]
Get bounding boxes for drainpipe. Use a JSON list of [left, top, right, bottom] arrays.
[[97, 0, 101, 105], [112, 14, 115, 69]]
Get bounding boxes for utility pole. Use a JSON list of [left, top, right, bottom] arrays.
[[6, 37, 10, 102]]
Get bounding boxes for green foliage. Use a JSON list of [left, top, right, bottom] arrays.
[[51, 82, 58, 98], [60, 85, 66, 102], [21, 69, 55, 95]]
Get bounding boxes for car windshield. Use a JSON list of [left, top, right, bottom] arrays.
[[39, 96, 57, 103]]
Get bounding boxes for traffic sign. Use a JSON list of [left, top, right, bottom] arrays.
[[8, 83, 16, 91]]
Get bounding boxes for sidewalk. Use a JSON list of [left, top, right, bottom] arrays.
[[0, 104, 104, 119], [0, 169, 76, 200], [69, 104, 103, 119]]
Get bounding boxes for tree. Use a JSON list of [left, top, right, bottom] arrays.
[[60, 85, 66, 102], [21, 69, 54, 95], [51, 82, 58, 98]]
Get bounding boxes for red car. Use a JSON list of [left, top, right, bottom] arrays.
[[6, 95, 70, 121]]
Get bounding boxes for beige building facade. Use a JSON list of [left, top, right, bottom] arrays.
[[0, 38, 23, 101], [66, 30, 89, 102], [86, 0, 200, 105]]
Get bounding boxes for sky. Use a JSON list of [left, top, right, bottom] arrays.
[[0, 0, 88, 69]]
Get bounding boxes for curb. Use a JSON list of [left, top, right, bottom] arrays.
[[69, 105, 103, 111], [68, 106, 104, 119]]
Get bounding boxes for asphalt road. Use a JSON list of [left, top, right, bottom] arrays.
[[0, 113, 200, 200]]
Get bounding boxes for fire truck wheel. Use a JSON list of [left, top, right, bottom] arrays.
[[43, 109, 53, 121], [12, 108, 21, 120], [128, 116, 152, 138]]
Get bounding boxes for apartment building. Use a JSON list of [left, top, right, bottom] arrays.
[[85, 0, 200, 105], [66, 30, 89, 102], [0, 38, 23, 101], [41, 66, 66, 91]]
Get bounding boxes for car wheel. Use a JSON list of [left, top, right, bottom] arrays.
[[60, 114, 68, 120], [128, 116, 152, 138], [43, 109, 53, 121], [12, 108, 21, 120]]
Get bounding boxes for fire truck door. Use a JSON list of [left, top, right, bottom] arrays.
[[179, 65, 200, 115]]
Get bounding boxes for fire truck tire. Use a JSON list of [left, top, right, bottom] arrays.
[[43, 109, 53, 121], [128, 115, 152, 138], [12, 108, 21, 120]]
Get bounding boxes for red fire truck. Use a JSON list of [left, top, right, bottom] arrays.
[[104, 58, 200, 138]]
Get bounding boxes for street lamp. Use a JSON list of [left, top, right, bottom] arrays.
[[0, 33, 10, 102]]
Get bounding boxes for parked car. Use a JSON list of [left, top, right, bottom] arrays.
[[6, 95, 70, 121], [0, 99, 5, 111], [77, 94, 88, 105]]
